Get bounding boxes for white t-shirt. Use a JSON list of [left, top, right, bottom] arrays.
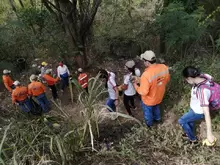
[[57, 65, 70, 78], [135, 68, 141, 77], [190, 80, 211, 114], [107, 72, 117, 100], [124, 73, 136, 96]]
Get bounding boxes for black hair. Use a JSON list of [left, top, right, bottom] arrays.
[[98, 69, 108, 88], [182, 66, 201, 78], [127, 66, 136, 75], [143, 57, 156, 64]]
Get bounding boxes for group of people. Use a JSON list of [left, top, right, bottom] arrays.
[[99, 50, 218, 146], [2, 50, 219, 146], [2, 61, 89, 114]]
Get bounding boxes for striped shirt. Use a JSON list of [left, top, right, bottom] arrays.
[[190, 80, 211, 114]]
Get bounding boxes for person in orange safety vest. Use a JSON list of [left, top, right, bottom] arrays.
[[2, 69, 15, 92], [132, 50, 170, 127], [28, 74, 50, 113], [77, 68, 89, 93], [12, 81, 33, 113], [43, 69, 60, 100]]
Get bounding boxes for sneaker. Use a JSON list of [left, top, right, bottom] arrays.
[[189, 139, 199, 144], [182, 133, 188, 138], [154, 119, 162, 124]]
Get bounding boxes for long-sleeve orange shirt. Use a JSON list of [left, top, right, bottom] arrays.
[[28, 81, 46, 96], [12, 86, 29, 104], [2, 75, 14, 92], [43, 74, 59, 86], [134, 64, 170, 106]]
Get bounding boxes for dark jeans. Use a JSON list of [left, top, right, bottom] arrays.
[[49, 84, 58, 99], [123, 94, 135, 115], [106, 98, 116, 112], [36, 93, 50, 113], [18, 98, 32, 113], [61, 77, 69, 90]]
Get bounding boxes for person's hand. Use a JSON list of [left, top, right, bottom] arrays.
[[14, 102, 19, 106], [114, 100, 119, 106]]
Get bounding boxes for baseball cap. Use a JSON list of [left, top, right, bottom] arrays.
[[3, 69, 11, 74], [125, 60, 135, 68], [30, 74, 37, 82], [13, 80, 20, 86], [140, 50, 156, 61], [78, 68, 83, 72]]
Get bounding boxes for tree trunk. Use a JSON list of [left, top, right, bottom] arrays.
[[18, 0, 24, 8], [8, 0, 17, 12], [58, 1, 88, 68]]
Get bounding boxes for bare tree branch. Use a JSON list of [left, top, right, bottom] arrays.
[[18, 0, 24, 8], [44, 0, 66, 15]]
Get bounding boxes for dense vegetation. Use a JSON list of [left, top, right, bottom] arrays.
[[1, 0, 220, 164]]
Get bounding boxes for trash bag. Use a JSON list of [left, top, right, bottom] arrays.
[[30, 98, 42, 115]]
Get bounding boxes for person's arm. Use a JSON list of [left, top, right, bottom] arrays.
[[198, 88, 216, 143], [114, 86, 119, 106], [133, 74, 150, 96], [3, 79, 12, 92], [28, 85, 32, 96], [120, 75, 129, 90], [57, 67, 60, 78], [203, 107, 215, 143], [135, 68, 141, 77], [41, 83, 46, 92], [66, 65, 70, 75], [12, 92, 16, 104]]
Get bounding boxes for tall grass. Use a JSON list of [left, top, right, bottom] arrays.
[[0, 73, 142, 164]]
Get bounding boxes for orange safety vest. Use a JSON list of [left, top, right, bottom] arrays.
[[28, 81, 46, 96], [78, 73, 88, 88], [2, 75, 14, 92], [135, 64, 170, 106], [43, 74, 59, 86], [12, 86, 28, 104]]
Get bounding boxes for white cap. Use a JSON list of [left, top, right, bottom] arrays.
[[13, 80, 20, 86], [125, 60, 135, 68], [140, 50, 156, 61], [78, 68, 83, 72], [3, 69, 11, 74], [30, 74, 37, 82]]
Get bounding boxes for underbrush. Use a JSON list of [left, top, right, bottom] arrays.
[[90, 125, 220, 165], [86, 54, 220, 165], [0, 74, 140, 164]]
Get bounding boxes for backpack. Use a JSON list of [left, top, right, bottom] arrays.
[[196, 74, 220, 110]]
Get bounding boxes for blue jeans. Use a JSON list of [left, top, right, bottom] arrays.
[[106, 98, 116, 112], [36, 93, 50, 113], [178, 109, 204, 141], [18, 98, 32, 113], [141, 101, 161, 126]]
